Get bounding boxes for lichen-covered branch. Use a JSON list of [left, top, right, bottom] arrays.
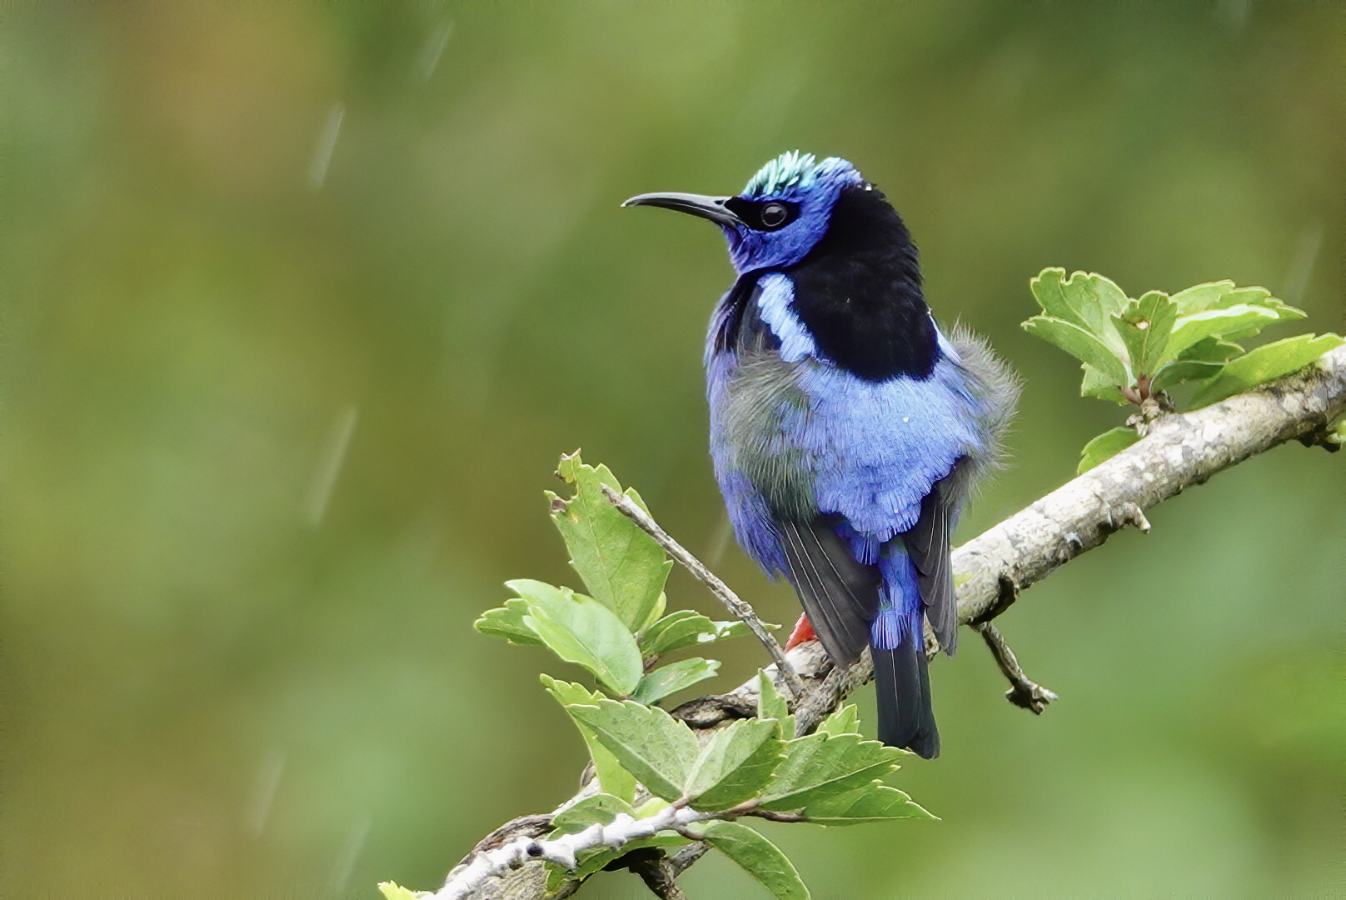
[[439, 347, 1346, 899], [437, 803, 714, 900], [951, 345, 1344, 628]]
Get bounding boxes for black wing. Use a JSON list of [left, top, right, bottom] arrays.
[[779, 516, 881, 668], [904, 472, 959, 656]]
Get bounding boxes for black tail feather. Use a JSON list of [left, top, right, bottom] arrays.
[[873, 635, 939, 759]]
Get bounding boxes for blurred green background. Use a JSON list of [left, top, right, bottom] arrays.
[[4, 3, 1343, 898]]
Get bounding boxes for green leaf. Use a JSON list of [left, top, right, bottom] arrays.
[[473, 598, 543, 646], [1171, 280, 1238, 315], [552, 793, 637, 835], [1171, 281, 1302, 320], [541, 677, 638, 802], [523, 591, 643, 696], [641, 590, 668, 633], [641, 610, 717, 655], [1166, 305, 1281, 358], [1150, 360, 1226, 394], [760, 733, 905, 811], [378, 883, 431, 900], [800, 782, 936, 825], [550, 452, 674, 632], [815, 704, 860, 737], [694, 820, 810, 900], [1077, 427, 1141, 474], [641, 611, 762, 656], [631, 657, 721, 705], [1190, 333, 1343, 407], [1178, 337, 1244, 363], [687, 718, 785, 810], [1112, 290, 1177, 375], [477, 578, 584, 647], [1260, 299, 1307, 322], [1029, 268, 1087, 327], [1151, 335, 1245, 392], [1080, 364, 1130, 405], [1023, 316, 1130, 386], [756, 670, 795, 739], [1029, 269, 1130, 354], [566, 698, 701, 801]]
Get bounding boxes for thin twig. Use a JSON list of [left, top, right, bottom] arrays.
[[667, 843, 708, 878], [976, 622, 1058, 713], [601, 483, 805, 700]]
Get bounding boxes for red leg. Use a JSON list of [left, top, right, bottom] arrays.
[[784, 613, 817, 651]]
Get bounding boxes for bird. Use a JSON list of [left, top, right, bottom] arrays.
[[624, 152, 1018, 758]]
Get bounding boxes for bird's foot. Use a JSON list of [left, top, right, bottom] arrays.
[[784, 614, 816, 651]]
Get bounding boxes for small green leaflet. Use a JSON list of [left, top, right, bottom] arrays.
[[551, 793, 636, 835], [547, 701, 788, 812], [1150, 360, 1225, 394], [478, 580, 644, 696], [473, 597, 543, 646], [686, 718, 785, 810], [640, 610, 759, 656], [800, 782, 936, 825], [1179, 337, 1245, 363], [1077, 427, 1140, 474], [641, 609, 713, 655], [565, 698, 701, 802], [756, 670, 796, 739], [1150, 338, 1243, 393], [1080, 363, 1129, 405], [631, 657, 720, 705], [377, 883, 430, 900], [1164, 305, 1282, 361], [1022, 316, 1130, 385], [815, 703, 860, 737], [1170, 280, 1242, 315], [1190, 333, 1343, 407], [1112, 290, 1177, 376], [759, 732, 905, 811], [549, 452, 673, 633], [1169, 281, 1302, 320], [693, 820, 810, 900], [474, 578, 579, 646], [1029, 269, 1130, 356], [541, 677, 637, 802], [523, 591, 643, 696]]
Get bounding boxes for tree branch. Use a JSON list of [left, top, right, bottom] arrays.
[[977, 622, 1058, 713], [437, 347, 1346, 899]]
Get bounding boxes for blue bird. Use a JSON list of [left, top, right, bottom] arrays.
[[625, 152, 1018, 757]]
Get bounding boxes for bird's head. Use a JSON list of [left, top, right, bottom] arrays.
[[624, 151, 866, 273]]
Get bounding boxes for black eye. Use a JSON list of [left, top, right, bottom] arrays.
[[722, 197, 797, 231], [760, 202, 789, 228]]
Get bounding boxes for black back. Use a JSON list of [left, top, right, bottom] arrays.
[[786, 185, 937, 381]]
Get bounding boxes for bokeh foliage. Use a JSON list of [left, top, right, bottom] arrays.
[[3, 3, 1342, 898]]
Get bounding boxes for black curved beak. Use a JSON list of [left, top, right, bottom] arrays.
[[622, 192, 742, 227]]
